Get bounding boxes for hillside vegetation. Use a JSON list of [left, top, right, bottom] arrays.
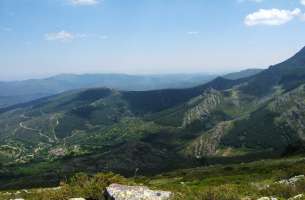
[[2, 156, 305, 200], [0, 74, 217, 108], [1, 47, 305, 192]]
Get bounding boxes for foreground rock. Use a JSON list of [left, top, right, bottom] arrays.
[[289, 194, 304, 199], [10, 199, 25, 200], [69, 198, 86, 200], [105, 183, 172, 200], [278, 175, 305, 185], [257, 197, 278, 200]]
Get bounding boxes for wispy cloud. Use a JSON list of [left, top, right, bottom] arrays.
[[238, 0, 263, 3], [301, 0, 305, 6], [244, 8, 301, 26], [69, 0, 99, 6], [45, 31, 76, 42], [187, 31, 200, 35], [45, 31, 108, 42]]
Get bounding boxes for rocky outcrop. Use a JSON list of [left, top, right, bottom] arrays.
[[269, 85, 305, 113], [277, 175, 305, 185], [270, 85, 305, 140], [9, 199, 25, 200], [69, 198, 86, 200], [105, 184, 172, 200], [255, 175, 305, 200], [257, 197, 278, 200], [257, 194, 305, 200], [185, 121, 233, 158], [49, 147, 66, 157], [183, 89, 222, 127], [289, 194, 304, 199]]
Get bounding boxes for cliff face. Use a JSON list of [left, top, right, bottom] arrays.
[[183, 84, 305, 159], [184, 121, 233, 158], [2, 47, 305, 187], [182, 89, 222, 127], [270, 85, 305, 140]]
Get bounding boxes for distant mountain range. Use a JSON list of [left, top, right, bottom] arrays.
[[0, 69, 263, 109], [4, 46, 304, 188], [0, 74, 217, 108], [222, 68, 263, 80]]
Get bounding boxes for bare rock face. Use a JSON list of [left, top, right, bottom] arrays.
[[184, 121, 233, 158], [105, 184, 172, 200], [183, 89, 222, 127], [69, 198, 86, 200], [277, 175, 305, 185], [10, 199, 25, 200], [289, 194, 304, 199], [257, 197, 278, 200], [270, 85, 305, 140]]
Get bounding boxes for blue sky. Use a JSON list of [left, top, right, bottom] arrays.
[[1, 0, 305, 80]]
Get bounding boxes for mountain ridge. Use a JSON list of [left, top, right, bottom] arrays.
[[0, 73, 217, 108], [1, 46, 305, 189], [222, 68, 263, 80]]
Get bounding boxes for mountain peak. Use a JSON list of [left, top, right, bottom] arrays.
[[294, 46, 305, 57], [289, 46, 305, 59], [272, 46, 305, 70]]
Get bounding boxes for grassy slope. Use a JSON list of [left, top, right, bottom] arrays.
[[1, 47, 305, 192], [2, 156, 305, 200]]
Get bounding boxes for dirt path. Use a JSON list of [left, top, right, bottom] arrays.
[[19, 122, 54, 143]]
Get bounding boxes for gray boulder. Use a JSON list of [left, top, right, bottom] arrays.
[[9, 199, 25, 200], [289, 194, 304, 199], [257, 197, 278, 200], [278, 175, 305, 185], [105, 183, 172, 200], [69, 198, 86, 200]]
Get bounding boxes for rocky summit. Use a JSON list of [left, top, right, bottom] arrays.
[[105, 184, 172, 200]]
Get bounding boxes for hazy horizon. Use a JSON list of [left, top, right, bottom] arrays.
[[0, 71, 219, 82], [1, 0, 305, 80], [0, 68, 268, 82]]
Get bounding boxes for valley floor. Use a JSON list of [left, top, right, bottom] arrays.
[[2, 155, 305, 200]]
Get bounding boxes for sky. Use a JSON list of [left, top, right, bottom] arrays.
[[1, 0, 305, 81]]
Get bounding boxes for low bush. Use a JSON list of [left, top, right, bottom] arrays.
[[260, 179, 305, 199], [176, 185, 241, 200], [36, 172, 131, 200]]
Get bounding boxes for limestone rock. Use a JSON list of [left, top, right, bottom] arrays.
[[185, 121, 233, 158], [278, 175, 305, 185], [105, 183, 172, 200], [289, 194, 304, 199], [257, 197, 278, 200], [183, 89, 222, 127], [10, 199, 25, 200], [69, 198, 86, 200]]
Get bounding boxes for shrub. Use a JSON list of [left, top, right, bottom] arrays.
[[260, 179, 305, 199], [36, 172, 130, 200], [176, 185, 241, 200]]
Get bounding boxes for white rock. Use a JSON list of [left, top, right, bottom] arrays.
[[105, 183, 172, 200], [22, 189, 29, 193], [257, 197, 278, 200], [289, 194, 304, 199], [69, 198, 86, 200], [278, 175, 305, 185]]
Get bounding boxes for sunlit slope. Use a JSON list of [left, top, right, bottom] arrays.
[[1, 47, 305, 179]]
